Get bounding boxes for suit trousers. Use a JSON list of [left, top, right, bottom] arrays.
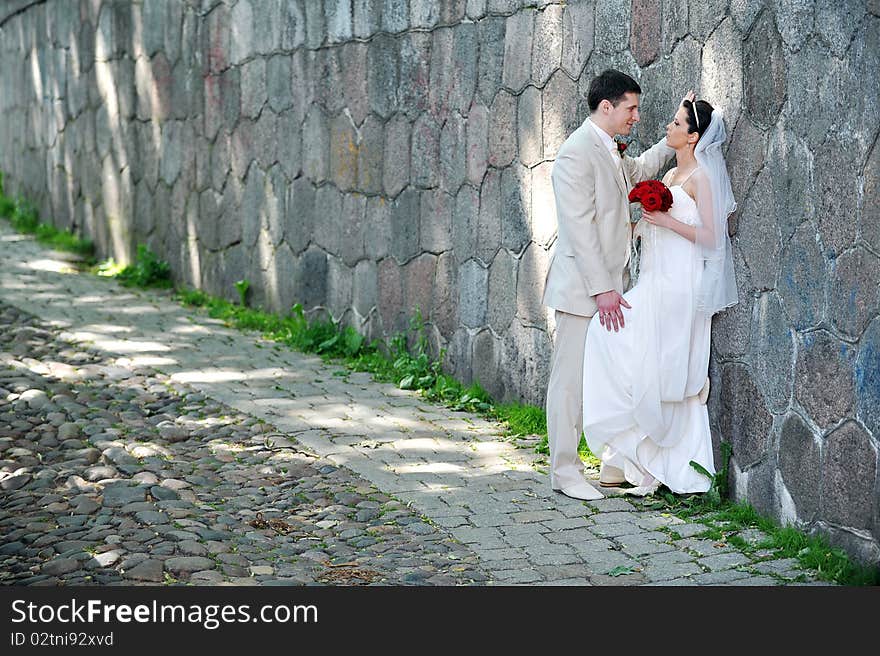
[[546, 310, 590, 490]]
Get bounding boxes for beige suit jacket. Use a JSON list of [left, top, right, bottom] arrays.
[[542, 120, 674, 317]]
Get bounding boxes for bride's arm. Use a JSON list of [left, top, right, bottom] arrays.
[[641, 209, 697, 243]]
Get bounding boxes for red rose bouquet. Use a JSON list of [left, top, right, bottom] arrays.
[[628, 179, 673, 212]]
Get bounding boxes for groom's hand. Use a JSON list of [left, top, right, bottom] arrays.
[[595, 291, 632, 332]]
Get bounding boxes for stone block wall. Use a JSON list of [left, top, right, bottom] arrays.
[[1, 1, 878, 564]]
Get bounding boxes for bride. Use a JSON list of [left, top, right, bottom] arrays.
[[582, 95, 738, 496]]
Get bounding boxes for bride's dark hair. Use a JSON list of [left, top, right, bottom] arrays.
[[683, 99, 713, 139]]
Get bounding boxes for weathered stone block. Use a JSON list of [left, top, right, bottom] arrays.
[[542, 70, 578, 160], [736, 172, 781, 291], [302, 105, 329, 183], [516, 242, 550, 327], [367, 35, 399, 119], [795, 329, 855, 430], [276, 109, 302, 181], [285, 176, 315, 255], [532, 4, 563, 87], [240, 58, 267, 120], [518, 85, 542, 167], [329, 113, 358, 192], [488, 90, 517, 167], [472, 329, 505, 400], [312, 184, 343, 255], [338, 193, 366, 267], [398, 32, 432, 119], [636, 37, 701, 145], [822, 421, 877, 530], [778, 412, 821, 521], [353, 0, 380, 39], [501, 320, 553, 406], [312, 49, 346, 116], [439, 112, 467, 193], [595, 0, 630, 53], [379, 0, 408, 33], [778, 222, 826, 331], [134, 179, 156, 241], [689, 0, 728, 43], [531, 161, 556, 249], [774, 0, 816, 51], [459, 259, 489, 328], [501, 163, 531, 255], [270, 242, 298, 313], [383, 113, 411, 198], [561, 0, 594, 77], [267, 55, 294, 114], [411, 113, 440, 189], [747, 291, 795, 416], [466, 102, 489, 186], [230, 0, 256, 65], [855, 317, 880, 438], [135, 53, 172, 122], [488, 249, 517, 333], [453, 184, 480, 264], [729, 0, 764, 33], [702, 18, 743, 131], [378, 256, 405, 333], [423, 250, 456, 337], [340, 42, 370, 126], [357, 114, 383, 195], [411, 1, 440, 29], [390, 188, 421, 264], [661, 0, 689, 55], [327, 255, 353, 319], [297, 247, 329, 309], [326, 0, 353, 43], [630, 0, 660, 67], [403, 253, 437, 319], [744, 457, 776, 518], [290, 50, 314, 128], [159, 121, 184, 186], [864, 136, 880, 254], [420, 189, 454, 254], [265, 164, 287, 248], [816, 0, 864, 56], [477, 168, 502, 265], [828, 247, 880, 341], [230, 119, 256, 181], [304, 0, 326, 48], [814, 140, 858, 257], [451, 23, 479, 114], [477, 17, 505, 106], [725, 115, 765, 202], [364, 196, 392, 260], [502, 9, 534, 92], [353, 259, 379, 317], [743, 12, 786, 129], [240, 164, 265, 250], [719, 363, 773, 467]]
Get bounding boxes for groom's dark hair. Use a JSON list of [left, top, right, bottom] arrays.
[[587, 70, 642, 112]]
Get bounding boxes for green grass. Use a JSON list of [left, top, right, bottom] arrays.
[[0, 174, 94, 260]]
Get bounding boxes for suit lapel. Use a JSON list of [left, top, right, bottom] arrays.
[[585, 123, 626, 196]]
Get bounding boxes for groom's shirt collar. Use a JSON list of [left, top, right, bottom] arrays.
[[588, 118, 616, 152]]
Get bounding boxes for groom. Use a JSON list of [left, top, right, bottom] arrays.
[[542, 69, 674, 500]]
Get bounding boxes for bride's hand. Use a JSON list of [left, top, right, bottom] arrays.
[[642, 210, 672, 228], [681, 90, 696, 106]]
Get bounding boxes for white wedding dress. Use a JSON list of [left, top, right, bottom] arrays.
[[582, 184, 716, 494]]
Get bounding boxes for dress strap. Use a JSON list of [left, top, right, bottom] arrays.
[[677, 166, 700, 186]]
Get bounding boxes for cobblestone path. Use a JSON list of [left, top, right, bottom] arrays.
[[0, 225, 832, 586]]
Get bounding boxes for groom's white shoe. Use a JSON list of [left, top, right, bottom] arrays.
[[599, 463, 626, 487], [555, 481, 604, 501]]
